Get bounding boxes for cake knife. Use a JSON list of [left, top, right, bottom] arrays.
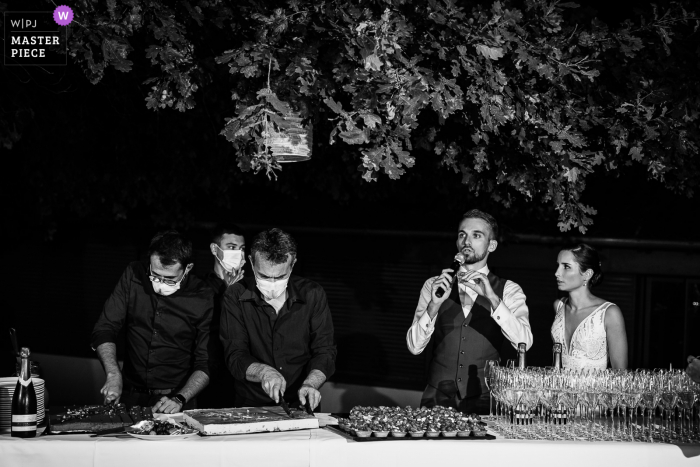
[[303, 400, 314, 416], [278, 397, 294, 418]]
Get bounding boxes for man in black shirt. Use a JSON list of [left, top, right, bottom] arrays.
[[198, 224, 246, 408], [221, 228, 336, 409], [91, 231, 214, 413]]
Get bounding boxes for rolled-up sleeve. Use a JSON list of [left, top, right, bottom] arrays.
[[192, 298, 213, 377], [406, 278, 438, 355], [305, 287, 337, 378], [220, 291, 259, 382], [91, 265, 132, 349]]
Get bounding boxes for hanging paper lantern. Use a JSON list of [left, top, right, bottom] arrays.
[[264, 111, 313, 163]]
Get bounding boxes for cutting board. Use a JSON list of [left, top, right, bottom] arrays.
[[182, 406, 318, 436]]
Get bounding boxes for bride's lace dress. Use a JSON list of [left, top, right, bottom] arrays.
[[550, 299, 613, 370]]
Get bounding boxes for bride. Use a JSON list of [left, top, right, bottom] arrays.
[[551, 244, 628, 370]]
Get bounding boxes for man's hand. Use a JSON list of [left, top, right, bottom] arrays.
[[298, 384, 322, 411], [429, 268, 458, 306], [686, 355, 700, 384], [153, 396, 183, 414], [260, 367, 287, 403], [459, 270, 500, 310], [100, 373, 122, 405], [224, 264, 245, 286]]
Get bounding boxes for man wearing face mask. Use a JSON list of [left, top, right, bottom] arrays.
[[198, 224, 246, 408], [91, 230, 214, 413], [221, 228, 336, 410]]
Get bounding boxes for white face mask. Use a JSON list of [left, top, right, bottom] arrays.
[[214, 245, 243, 272], [254, 273, 290, 300], [152, 281, 180, 296], [149, 265, 189, 296]]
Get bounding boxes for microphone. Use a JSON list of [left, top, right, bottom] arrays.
[[435, 252, 466, 298]]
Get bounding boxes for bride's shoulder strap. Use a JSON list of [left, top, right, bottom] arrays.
[[555, 297, 567, 312], [599, 301, 616, 317]]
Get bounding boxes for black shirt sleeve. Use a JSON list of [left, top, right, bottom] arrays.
[[221, 287, 259, 382], [192, 294, 214, 377], [305, 286, 337, 379], [91, 263, 133, 349]]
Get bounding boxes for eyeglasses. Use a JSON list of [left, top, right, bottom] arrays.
[[148, 265, 187, 286]]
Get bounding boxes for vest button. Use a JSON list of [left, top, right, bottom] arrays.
[[459, 364, 463, 368], [463, 323, 467, 327], [458, 378, 462, 382], [462, 336, 465, 340], [460, 351, 464, 355]]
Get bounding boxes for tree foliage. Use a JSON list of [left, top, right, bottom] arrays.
[[7, 0, 700, 233]]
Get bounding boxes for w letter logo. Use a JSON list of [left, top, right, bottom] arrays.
[[53, 6, 74, 26]]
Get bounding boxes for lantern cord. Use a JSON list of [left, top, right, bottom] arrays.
[[267, 55, 272, 90], [264, 54, 272, 152]]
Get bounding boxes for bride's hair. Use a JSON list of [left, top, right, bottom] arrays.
[[567, 243, 603, 287]]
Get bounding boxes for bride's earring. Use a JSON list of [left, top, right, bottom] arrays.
[[583, 280, 588, 287]]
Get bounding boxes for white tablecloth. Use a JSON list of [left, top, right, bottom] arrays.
[[2, 427, 699, 467]]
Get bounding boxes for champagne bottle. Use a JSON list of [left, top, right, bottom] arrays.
[[553, 343, 563, 370], [11, 347, 37, 438], [515, 343, 528, 424], [549, 343, 567, 425], [517, 342, 527, 369]]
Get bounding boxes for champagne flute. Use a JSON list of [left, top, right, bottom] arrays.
[[660, 380, 679, 443], [582, 374, 601, 441], [677, 377, 695, 443], [484, 360, 498, 420], [640, 381, 656, 442]]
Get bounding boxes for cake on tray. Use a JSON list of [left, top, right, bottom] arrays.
[[183, 406, 318, 436], [49, 403, 153, 433]]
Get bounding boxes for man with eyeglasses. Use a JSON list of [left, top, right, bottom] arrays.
[[198, 224, 246, 409], [91, 230, 214, 413], [220, 228, 336, 410]]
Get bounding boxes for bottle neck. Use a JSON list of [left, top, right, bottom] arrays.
[[517, 351, 526, 369], [553, 352, 562, 369], [20, 356, 31, 381]]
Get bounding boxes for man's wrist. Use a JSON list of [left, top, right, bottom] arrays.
[[300, 382, 317, 390], [488, 295, 501, 311], [171, 393, 187, 406]]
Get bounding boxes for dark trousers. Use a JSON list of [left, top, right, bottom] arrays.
[[420, 382, 490, 415]]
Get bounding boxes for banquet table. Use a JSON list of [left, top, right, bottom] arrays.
[[2, 425, 700, 467]]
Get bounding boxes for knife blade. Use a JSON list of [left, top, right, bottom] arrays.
[[303, 399, 314, 416], [278, 397, 293, 418]]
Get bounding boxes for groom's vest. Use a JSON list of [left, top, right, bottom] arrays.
[[428, 272, 506, 399]]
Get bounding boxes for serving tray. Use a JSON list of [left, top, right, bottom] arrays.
[[324, 425, 495, 441]]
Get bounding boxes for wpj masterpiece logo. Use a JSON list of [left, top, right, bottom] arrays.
[[3, 6, 73, 66]]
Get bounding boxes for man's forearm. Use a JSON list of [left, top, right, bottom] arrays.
[[178, 370, 209, 402], [425, 301, 441, 320], [486, 293, 501, 311], [302, 369, 326, 390], [245, 362, 275, 383], [96, 343, 121, 377]]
